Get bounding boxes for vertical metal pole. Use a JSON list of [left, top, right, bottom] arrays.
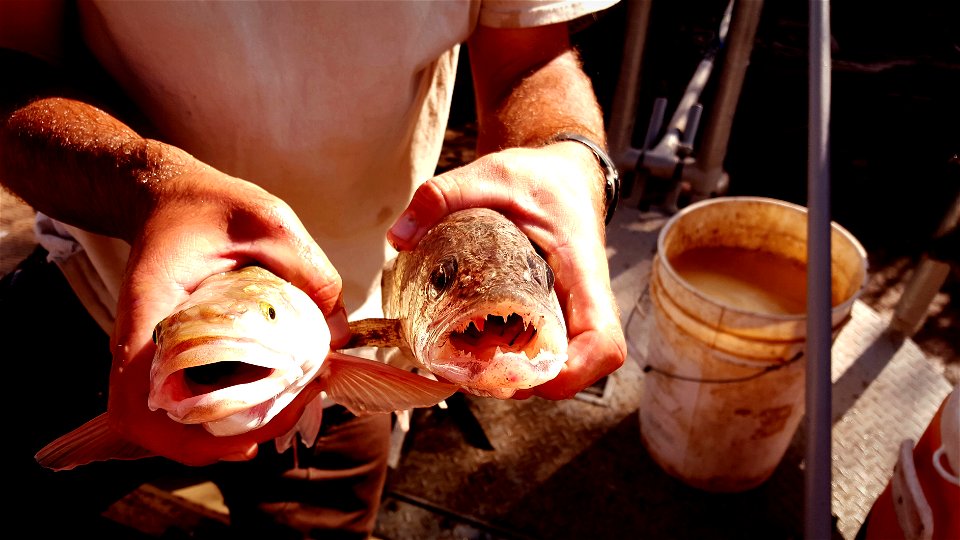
[[806, 1, 833, 538], [690, 0, 764, 197], [608, 0, 654, 168]]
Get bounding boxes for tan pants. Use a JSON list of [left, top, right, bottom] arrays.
[[211, 406, 392, 540]]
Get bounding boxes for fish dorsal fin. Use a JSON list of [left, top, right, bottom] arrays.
[[320, 352, 458, 415], [34, 413, 156, 471]]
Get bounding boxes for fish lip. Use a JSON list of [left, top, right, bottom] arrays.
[[153, 369, 302, 424], [148, 338, 320, 426], [420, 300, 568, 393], [151, 337, 299, 378], [427, 350, 569, 393]]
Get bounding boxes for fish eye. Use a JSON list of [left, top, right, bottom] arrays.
[[528, 253, 555, 291], [428, 257, 458, 299], [152, 323, 161, 345], [260, 302, 277, 321]]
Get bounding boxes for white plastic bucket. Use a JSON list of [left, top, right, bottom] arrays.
[[639, 196, 868, 492]]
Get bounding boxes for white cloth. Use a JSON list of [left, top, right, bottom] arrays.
[[46, 0, 618, 332]]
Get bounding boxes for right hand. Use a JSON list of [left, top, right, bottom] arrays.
[[108, 157, 347, 466], [388, 144, 626, 402]]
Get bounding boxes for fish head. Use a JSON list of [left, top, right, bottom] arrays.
[[391, 208, 568, 398], [147, 266, 329, 436]]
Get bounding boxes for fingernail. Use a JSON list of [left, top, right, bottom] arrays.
[[326, 307, 350, 347], [389, 212, 419, 245]]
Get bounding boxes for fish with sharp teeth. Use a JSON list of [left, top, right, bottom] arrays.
[[348, 207, 568, 399]]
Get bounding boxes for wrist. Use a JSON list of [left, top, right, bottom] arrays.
[[547, 133, 620, 225], [122, 139, 203, 240]]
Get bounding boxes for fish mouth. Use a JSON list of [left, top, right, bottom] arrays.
[[148, 337, 311, 432], [424, 303, 567, 398]]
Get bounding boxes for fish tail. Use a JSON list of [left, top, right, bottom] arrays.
[[34, 413, 156, 471]]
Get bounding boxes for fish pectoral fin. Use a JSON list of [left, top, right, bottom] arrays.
[[274, 396, 325, 454], [321, 351, 459, 416], [34, 413, 156, 471]]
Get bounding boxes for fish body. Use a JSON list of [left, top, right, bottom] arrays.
[[36, 267, 457, 471], [381, 208, 568, 399]]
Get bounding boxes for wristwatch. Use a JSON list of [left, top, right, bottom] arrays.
[[549, 132, 621, 225]]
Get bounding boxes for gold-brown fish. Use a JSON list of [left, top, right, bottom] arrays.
[[350, 208, 568, 399]]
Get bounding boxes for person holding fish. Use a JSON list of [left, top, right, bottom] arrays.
[[0, 1, 627, 538]]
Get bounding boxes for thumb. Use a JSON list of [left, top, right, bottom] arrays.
[[387, 162, 519, 251]]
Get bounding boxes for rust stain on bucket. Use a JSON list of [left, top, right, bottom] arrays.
[[751, 405, 794, 440]]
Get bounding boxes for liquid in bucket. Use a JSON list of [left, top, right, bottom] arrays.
[[670, 246, 808, 315]]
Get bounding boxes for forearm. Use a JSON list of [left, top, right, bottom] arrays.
[[0, 97, 195, 243], [467, 23, 609, 225], [468, 23, 607, 154]]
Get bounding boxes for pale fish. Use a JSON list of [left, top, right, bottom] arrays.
[[36, 266, 457, 471]]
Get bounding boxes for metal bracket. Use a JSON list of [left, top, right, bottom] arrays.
[[608, 0, 764, 214]]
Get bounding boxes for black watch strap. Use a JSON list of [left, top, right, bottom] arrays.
[[549, 132, 621, 226]]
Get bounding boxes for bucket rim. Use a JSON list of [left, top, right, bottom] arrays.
[[656, 196, 869, 322]]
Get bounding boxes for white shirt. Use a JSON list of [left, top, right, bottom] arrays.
[[38, 0, 618, 332]]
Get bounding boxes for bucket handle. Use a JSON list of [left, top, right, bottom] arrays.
[[630, 284, 804, 383], [642, 351, 803, 384]]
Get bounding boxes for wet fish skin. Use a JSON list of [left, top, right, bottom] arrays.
[[381, 208, 568, 399], [35, 266, 457, 471]]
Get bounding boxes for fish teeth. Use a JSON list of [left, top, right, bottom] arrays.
[[465, 321, 482, 339]]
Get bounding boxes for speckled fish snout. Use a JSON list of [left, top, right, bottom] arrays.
[[421, 288, 568, 399]]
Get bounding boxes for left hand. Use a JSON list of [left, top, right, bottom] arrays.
[[387, 141, 626, 400]]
